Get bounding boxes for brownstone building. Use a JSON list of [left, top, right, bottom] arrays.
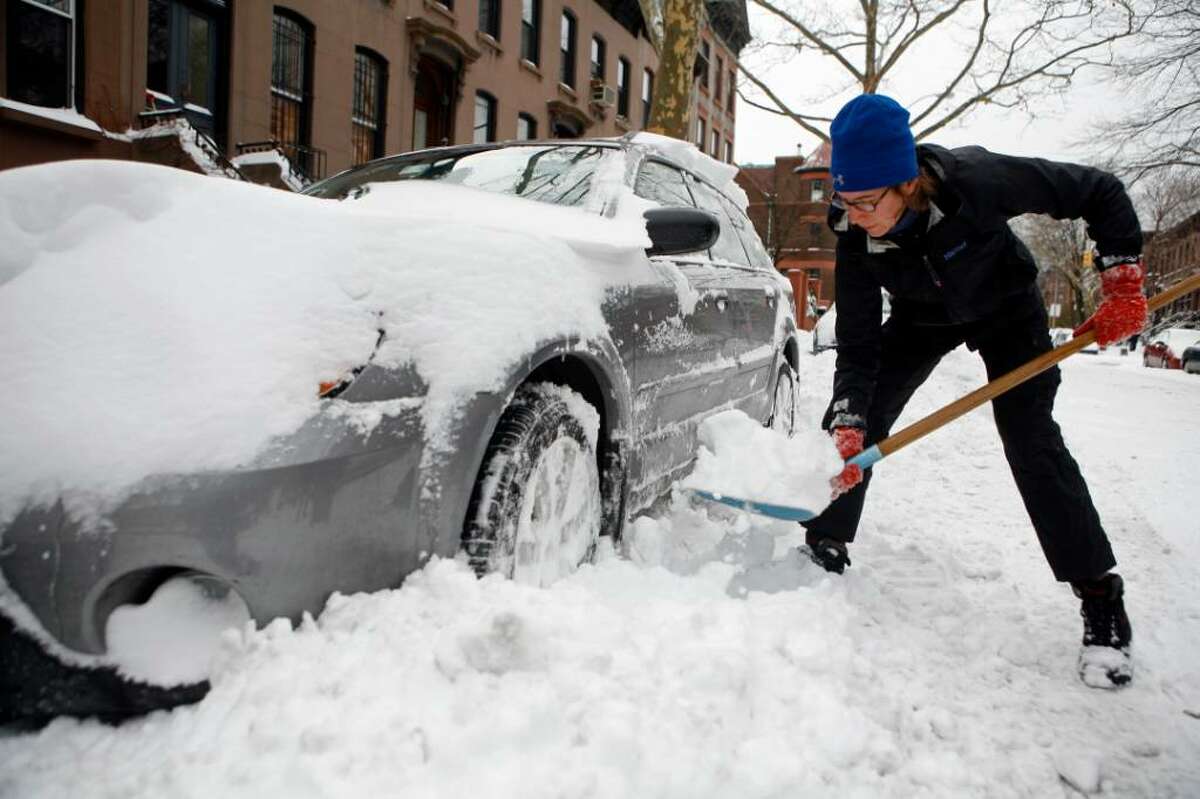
[[1144, 210, 1200, 328], [2, 0, 748, 185], [737, 141, 835, 330]]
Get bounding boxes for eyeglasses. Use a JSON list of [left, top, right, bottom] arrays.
[[831, 187, 892, 213]]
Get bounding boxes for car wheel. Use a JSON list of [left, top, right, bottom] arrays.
[[1184, 357, 1199, 374], [463, 383, 601, 586], [767, 362, 797, 436]]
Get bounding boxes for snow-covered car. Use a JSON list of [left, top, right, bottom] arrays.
[[809, 291, 891, 354], [0, 134, 800, 720], [1049, 327, 1073, 347], [1142, 327, 1200, 369]]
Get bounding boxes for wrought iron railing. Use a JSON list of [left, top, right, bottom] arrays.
[[135, 108, 248, 182], [236, 140, 327, 186]]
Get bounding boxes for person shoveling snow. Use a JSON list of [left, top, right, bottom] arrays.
[[697, 94, 1145, 690], [805, 94, 1143, 688]]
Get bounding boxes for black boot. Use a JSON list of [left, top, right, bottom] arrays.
[[1071, 573, 1132, 688], [800, 536, 851, 574]]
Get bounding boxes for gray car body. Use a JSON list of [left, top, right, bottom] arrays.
[[1, 137, 800, 657]]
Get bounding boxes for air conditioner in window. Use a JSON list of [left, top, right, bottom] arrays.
[[590, 81, 617, 107]]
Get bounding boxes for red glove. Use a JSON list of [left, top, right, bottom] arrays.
[[830, 426, 865, 498], [1074, 259, 1147, 346]]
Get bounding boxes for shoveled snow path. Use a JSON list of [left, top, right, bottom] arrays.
[[2, 344, 1198, 798]]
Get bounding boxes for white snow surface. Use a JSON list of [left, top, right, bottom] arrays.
[[0, 159, 649, 526], [104, 575, 252, 685], [683, 408, 843, 513], [3, 343, 1199, 797], [0, 98, 103, 133]]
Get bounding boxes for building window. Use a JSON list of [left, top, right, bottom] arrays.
[[696, 116, 706, 148], [352, 48, 386, 165], [727, 68, 735, 111], [715, 55, 724, 104], [590, 35, 605, 81], [6, 0, 77, 108], [810, 178, 826, 202], [724, 139, 733, 164], [146, 0, 231, 139], [710, 128, 719, 158], [521, 0, 541, 65], [809, 222, 822, 241], [559, 10, 576, 88], [474, 91, 497, 143], [616, 56, 630, 118], [271, 9, 314, 166], [699, 40, 710, 90], [517, 112, 537, 140], [479, 0, 500, 40]]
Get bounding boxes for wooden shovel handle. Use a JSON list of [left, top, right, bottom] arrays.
[[873, 270, 1200, 461]]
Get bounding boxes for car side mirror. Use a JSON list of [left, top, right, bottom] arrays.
[[643, 207, 720, 257]]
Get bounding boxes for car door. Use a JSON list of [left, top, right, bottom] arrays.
[[625, 159, 734, 509], [685, 174, 779, 422]]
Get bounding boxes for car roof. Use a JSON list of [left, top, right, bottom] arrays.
[[306, 136, 739, 207]]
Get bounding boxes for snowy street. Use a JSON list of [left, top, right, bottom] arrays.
[[2, 341, 1199, 798]]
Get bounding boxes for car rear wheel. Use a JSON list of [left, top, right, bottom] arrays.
[[463, 383, 601, 586], [768, 362, 797, 436], [1185, 357, 1200, 374]]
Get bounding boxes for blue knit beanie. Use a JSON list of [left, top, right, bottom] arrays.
[[830, 94, 918, 192]]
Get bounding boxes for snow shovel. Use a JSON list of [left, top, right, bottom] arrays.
[[693, 271, 1200, 522]]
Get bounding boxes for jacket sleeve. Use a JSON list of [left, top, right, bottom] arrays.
[[824, 239, 882, 431], [958, 147, 1143, 257]]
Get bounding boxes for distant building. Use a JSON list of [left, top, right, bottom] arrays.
[[1144, 210, 1200, 329], [736, 141, 835, 330], [1, 0, 747, 187]]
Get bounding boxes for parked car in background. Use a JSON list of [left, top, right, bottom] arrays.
[[1183, 342, 1200, 374], [810, 291, 892, 354], [1142, 327, 1200, 369], [0, 135, 800, 721]]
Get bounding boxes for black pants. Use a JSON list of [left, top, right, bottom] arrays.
[[803, 304, 1116, 583]]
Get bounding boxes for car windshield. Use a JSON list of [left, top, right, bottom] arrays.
[[304, 144, 611, 207]]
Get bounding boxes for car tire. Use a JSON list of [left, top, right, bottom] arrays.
[[462, 383, 601, 586], [1185, 358, 1200, 374], [767, 362, 798, 436]]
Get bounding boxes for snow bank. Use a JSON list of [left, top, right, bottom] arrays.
[[0, 159, 648, 526], [682, 409, 843, 513]]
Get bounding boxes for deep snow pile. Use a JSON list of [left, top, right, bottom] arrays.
[[3, 343, 1198, 798], [0, 159, 649, 527]]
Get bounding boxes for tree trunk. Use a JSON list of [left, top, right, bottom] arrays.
[[647, 0, 702, 140]]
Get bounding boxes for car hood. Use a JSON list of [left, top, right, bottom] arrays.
[[0, 160, 648, 528]]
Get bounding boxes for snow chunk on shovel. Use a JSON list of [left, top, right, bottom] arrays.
[[683, 410, 845, 521]]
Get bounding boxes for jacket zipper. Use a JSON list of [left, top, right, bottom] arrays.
[[922, 255, 943, 288]]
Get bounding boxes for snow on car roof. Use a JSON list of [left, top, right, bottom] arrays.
[[0, 158, 650, 527]]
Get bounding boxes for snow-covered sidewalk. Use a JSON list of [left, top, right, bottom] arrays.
[[2, 343, 1198, 798]]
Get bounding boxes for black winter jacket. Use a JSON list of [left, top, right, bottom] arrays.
[[826, 144, 1142, 429]]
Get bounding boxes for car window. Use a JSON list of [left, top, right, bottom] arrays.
[[634, 160, 696, 208], [723, 194, 771, 269], [687, 176, 753, 267], [305, 145, 608, 207]]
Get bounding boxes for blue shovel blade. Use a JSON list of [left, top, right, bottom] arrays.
[[688, 445, 883, 522], [689, 490, 819, 521]]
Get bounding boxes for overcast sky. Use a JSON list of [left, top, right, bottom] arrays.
[[731, 5, 1131, 168]]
